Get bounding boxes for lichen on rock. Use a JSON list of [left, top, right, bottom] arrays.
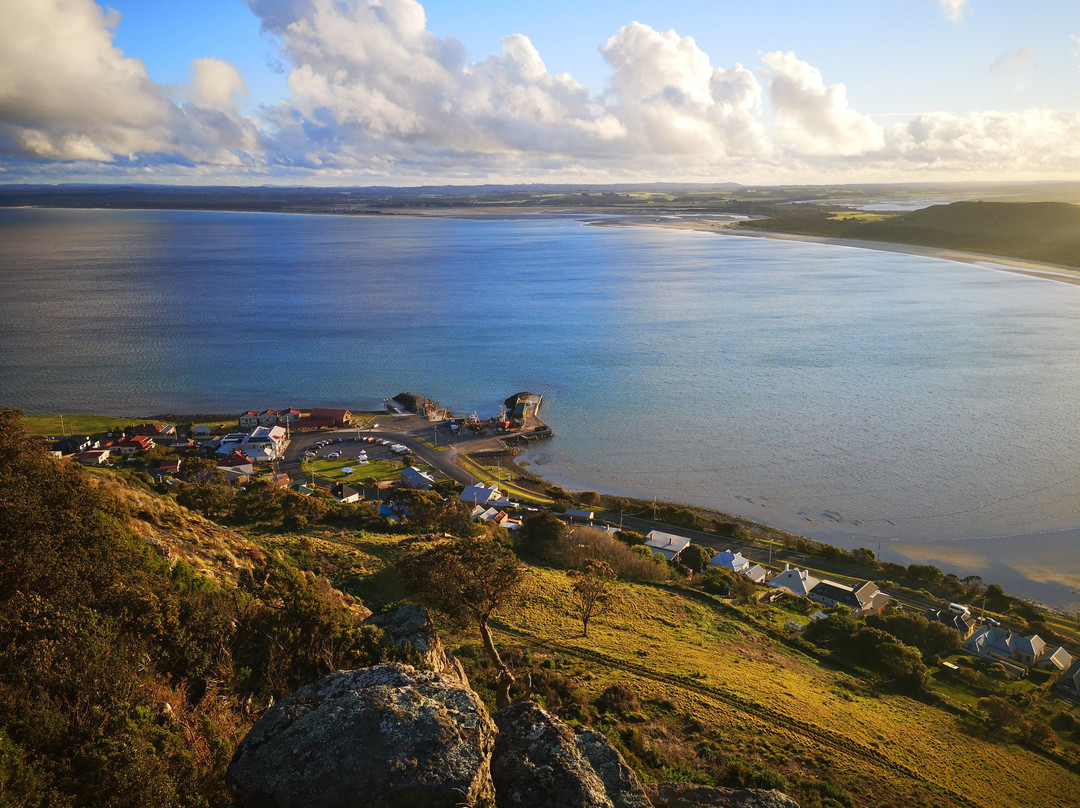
[[225, 663, 496, 808]]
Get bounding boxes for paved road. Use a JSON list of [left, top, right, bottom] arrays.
[[279, 419, 474, 490]]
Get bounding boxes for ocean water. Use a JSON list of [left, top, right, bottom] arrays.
[[3, 207, 1080, 604]]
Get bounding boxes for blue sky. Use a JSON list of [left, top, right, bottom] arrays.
[[2, 0, 1078, 185]]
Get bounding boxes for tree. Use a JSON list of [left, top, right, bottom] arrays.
[[398, 536, 526, 708], [517, 510, 567, 557], [569, 560, 617, 637], [679, 544, 713, 573]]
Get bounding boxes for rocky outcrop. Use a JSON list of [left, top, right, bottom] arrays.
[[574, 727, 652, 808], [491, 701, 651, 808], [645, 784, 801, 808], [365, 604, 468, 685], [225, 664, 496, 808]]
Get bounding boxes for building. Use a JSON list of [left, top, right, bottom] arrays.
[[288, 481, 315, 496], [460, 483, 506, 506], [709, 549, 750, 573], [769, 566, 820, 597], [279, 408, 302, 423], [924, 608, 978, 638], [238, 411, 259, 430], [124, 423, 174, 438], [310, 407, 353, 426], [258, 409, 280, 426], [116, 435, 155, 455], [644, 530, 691, 562], [77, 449, 111, 465], [742, 564, 768, 584], [331, 483, 362, 503], [963, 625, 1051, 668], [53, 435, 93, 455], [1036, 646, 1073, 673], [401, 466, 436, 490], [1055, 660, 1080, 699], [216, 451, 255, 476], [808, 580, 889, 614]]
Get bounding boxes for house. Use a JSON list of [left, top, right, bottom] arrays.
[[288, 481, 315, 496], [742, 564, 768, 583], [192, 425, 213, 437], [331, 483, 362, 503], [1055, 660, 1080, 699], [116, 435, 154, 455], [401, 466, 435, 490], [963, 625, 1049, 668], [472, 506, 501, 521], [460, 483, 506, 506], [768, 565, 820, 597], [220, 468, 251, 485], [238, 411, 259, 430], [257, 409, 279, 426], [644, 530, 691, 562], [1036, 646, 1074, 673], [77, 449, 111, 465], [924, 608, 978, 638], [156, 458, 180, 476], [240, 425, 288, 461], [287, 417, 337, 431], [216, 451, 255, 475], [311, 407, 353, 426], [53, 434, 93, 455], [267, 473, 291, 488], [125, 423, 174, 438], [279, 408, 302, 423], [561, 509, 595, 524], [709, 549, 750, 573], [808, 579, 889, 614]]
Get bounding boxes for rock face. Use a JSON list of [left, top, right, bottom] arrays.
[[365, 604, 468, 685], [491, 701, 651, 808], [225, 664, 496, 808], [646, 784, 801, 808]]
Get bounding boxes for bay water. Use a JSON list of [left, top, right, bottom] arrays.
[[2, 208, 1079, 604]]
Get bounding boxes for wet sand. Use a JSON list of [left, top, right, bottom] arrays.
[[620, 216, 1080, 287]]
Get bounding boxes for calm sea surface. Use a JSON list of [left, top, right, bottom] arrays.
[[3, 208, 1080, 604]]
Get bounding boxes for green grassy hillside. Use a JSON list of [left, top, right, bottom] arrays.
[[741, 201, 1080, 268], [5, 407, 1080, 808]]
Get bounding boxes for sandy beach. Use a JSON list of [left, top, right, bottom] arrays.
[[621, 216, 1080, 287]]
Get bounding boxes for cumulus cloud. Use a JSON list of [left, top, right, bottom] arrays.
[[887, 109, 1080, 174], [2, 0, 1078, 183], [761, 51, 884, 155], [0, 0, 172, 159], [938, 0, 970, 23], [0, 0, 259, 164], [600, 22, 767, 156]]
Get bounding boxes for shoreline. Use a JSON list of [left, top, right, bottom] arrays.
[[607, 215, 1080, 287]]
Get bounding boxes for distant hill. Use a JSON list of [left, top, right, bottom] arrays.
[[743, 201, 1080, 268]]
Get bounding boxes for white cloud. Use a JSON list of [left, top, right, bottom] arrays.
[[887, 109, 1080, 174], [0, 0, 172, 159], [600, 22, 767, 156], [0, 0, 260, 163], [938, 0, 970, 23], [761, 51, 884, 155], [1, 0, 1078, 183]]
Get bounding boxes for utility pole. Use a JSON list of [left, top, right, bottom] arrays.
[[59, 413, 65, 435]]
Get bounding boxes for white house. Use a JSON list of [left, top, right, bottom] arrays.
[[768, 565, 820, 597], [709, 549, 750, 573], [460, 483, 505, 506], [644, 530, 691, 561], [808, 579, 889, 614]]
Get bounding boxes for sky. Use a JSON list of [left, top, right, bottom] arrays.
[[1, 0, 1078, 186]]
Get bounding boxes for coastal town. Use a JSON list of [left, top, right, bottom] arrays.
[[38, 396, 1080, 704]]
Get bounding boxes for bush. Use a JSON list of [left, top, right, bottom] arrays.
[[596, 682, 641, 716]]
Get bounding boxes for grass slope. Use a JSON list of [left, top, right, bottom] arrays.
[[742, 201, 1080, 268]]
